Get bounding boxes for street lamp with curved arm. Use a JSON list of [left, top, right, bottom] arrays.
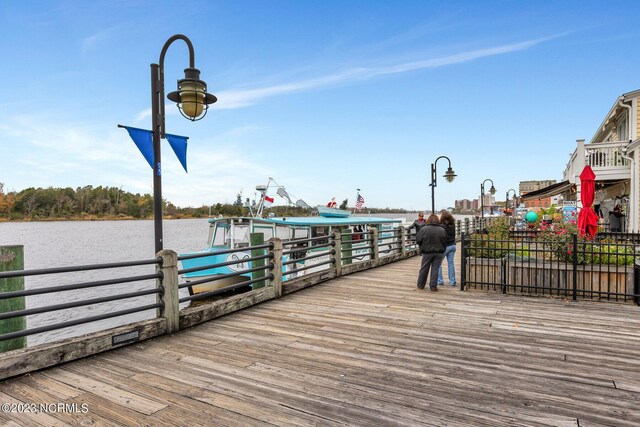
[[505, 188, 517, 212], [429, 155, 456, 214], [151, 34, 217, 253], [480, 178, 496, 219]]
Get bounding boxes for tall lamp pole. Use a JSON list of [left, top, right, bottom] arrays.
[[429, 156, 457, 214], [480, 178, 496, 220], [150, 34, 217, 253], [505, 189, 517, 212]]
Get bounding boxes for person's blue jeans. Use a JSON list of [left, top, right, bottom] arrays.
[[437, 244, 456, 285]]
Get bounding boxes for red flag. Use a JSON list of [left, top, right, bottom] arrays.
[[263, 196, 274, 207]]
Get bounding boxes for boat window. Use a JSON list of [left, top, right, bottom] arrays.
[[211, 223, 230, 246], [254, 225, 274, 241], [233, 225, 250, 248], [293, 227, 309, 240], [276, 225, 294, 240], [311, 226, 329, 246]]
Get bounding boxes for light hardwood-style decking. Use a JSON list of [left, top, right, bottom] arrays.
[[1, 253, 639, 426]]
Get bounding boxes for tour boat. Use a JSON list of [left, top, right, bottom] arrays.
[[179, 212, 401, 295]]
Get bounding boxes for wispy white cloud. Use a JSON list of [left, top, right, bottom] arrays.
[[81, 29, 112, 52], [213, 35, 561, 110], [132, 34, 562, 118]]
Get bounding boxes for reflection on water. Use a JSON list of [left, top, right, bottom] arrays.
[[0, 219, 209, 346]]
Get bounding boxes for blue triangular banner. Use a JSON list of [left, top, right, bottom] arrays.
[[122, 126, 154, 169], [166, 133, 189, 173]]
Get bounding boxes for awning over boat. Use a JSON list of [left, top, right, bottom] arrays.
[[521, 181, 573, 200]]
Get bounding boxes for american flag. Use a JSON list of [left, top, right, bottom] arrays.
[[355, 194, 365, 209]]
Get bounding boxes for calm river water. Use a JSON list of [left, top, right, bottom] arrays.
[[0, 212, 471, 346], [0, 219, 210, 346]]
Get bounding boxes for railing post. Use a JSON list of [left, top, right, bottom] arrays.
[[157, 250, 179, 334], [465, 217, 470, 235], [572, 233, 578, 301], [634, 260, 640, 306], [398, 226, 406, 258], [371, 227, 380, 266], [460, 233, 466, 291], [332, 230, 342, 277], [500, 258, 507, 294], [268, 238, 283, 298]]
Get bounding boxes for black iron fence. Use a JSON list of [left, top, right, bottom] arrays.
[[461, 232, 640, 304]]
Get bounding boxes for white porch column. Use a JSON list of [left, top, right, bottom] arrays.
[[575, 139, 585, 208], [631, 150, 638, 231]]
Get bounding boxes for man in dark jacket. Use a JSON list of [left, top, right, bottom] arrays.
[[415, 214, 447, 291], [409, 212, 427, 233]]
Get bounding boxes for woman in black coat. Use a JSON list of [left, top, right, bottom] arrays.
[[415, 214, 447, 291]]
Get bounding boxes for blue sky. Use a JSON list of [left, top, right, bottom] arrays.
[[1, 1, 640, 211]]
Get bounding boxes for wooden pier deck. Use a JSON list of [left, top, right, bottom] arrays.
[[1, 254, 640, 426]]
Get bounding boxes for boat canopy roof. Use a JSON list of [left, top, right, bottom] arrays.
[[207, 216, 400, 226]]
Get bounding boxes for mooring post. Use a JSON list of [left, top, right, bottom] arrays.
[[269, 238, 283, 298], [157, 250, 179, 334], [371, 227, 380, 266], [0, 246, 26, 352], [398, 225, 406, 258], [332, 230, 342, 277], [250, 233, 266, 289]]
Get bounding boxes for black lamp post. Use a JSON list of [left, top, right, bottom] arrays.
[[505, 188, 517, 213], [429, 156, 456, 214], [150, 34, 217, 253], [480, 178, 496, 219]]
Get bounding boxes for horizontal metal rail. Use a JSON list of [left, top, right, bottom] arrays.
[[380, 246, 401, 255], [177, 243, 273, 261], [0, 302, 163, 342], [0, 273, 162, 300], [339, 237, 372, 245], [342, 252, 372, 262], [282, 236, 335, 247], [0, 288, 163, 321], [178, 253, 273, 275], [177, 265, 270, 289], [179, 275, 274, 303], [283, 250, 335, 266], [283, 259, 334, 276], [282, 241, 334, 255], [0, 258, 161, 280]]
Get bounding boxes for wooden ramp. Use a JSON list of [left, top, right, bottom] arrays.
[[1, 255, 640, 426]]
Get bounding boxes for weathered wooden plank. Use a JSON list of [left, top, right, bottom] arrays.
[[41, 368, 167, 415], [1, 254, 639, 425], [0, 318, 166, 380]]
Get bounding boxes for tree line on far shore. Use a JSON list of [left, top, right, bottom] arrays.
[[0, 184, 412, 221]]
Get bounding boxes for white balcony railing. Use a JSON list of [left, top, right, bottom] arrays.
[[563, 141, 631, 183]]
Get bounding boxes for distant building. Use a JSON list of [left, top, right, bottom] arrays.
[[520, 180, 557, 209], [454, 199, 472, 211], [519, 180, 557, 195]]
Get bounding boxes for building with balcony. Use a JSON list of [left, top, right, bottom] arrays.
[[560, 90, 639, 230]]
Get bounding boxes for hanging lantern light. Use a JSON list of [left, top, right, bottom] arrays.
[[443, 167, 457, 183], [167, 67, 217, 121]]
